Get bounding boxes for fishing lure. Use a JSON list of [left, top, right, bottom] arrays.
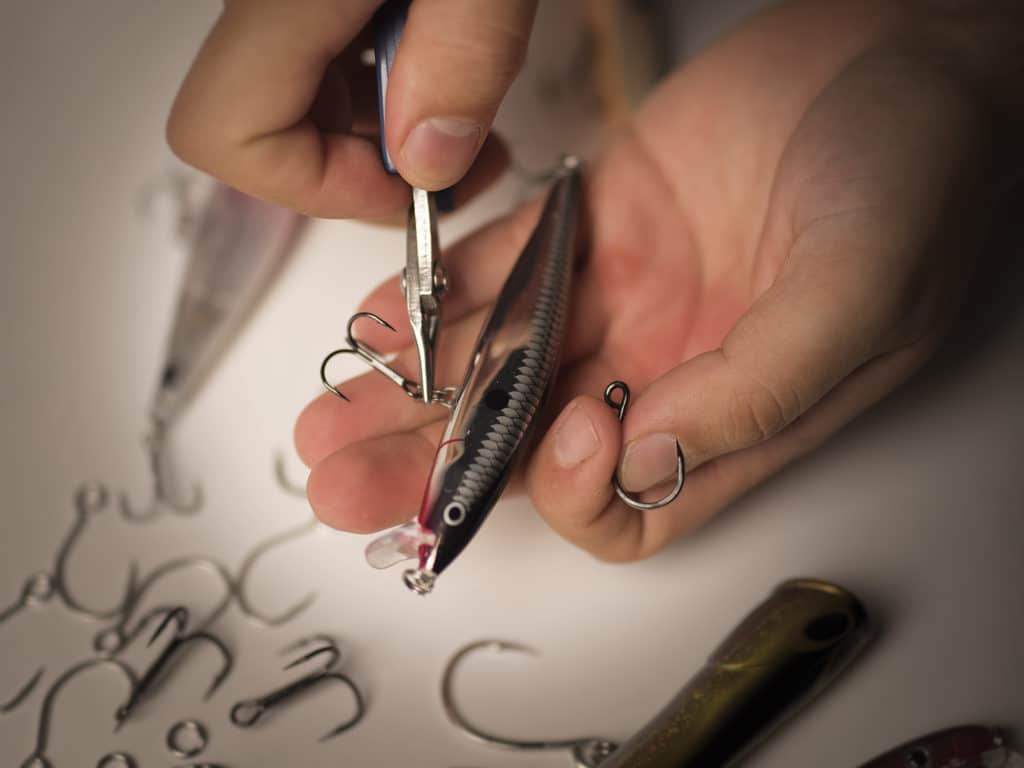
[[322, 158, 580, 594], [321, 159, 686, 593], [858, 725, 1024, 768]]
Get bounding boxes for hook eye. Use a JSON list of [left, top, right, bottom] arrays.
[[23, 573, 54, 605], [74, 483, 109, 515], [230, 701, 265, 727]]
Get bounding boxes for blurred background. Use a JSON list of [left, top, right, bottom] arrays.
[[1, 1, 1022, 766]]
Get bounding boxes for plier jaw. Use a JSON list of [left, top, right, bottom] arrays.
[[404, 187, 446, 404]]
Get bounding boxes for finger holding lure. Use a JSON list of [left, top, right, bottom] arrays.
[[315, 159, 684, 593]]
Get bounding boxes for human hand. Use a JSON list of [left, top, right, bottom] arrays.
[[295, 0, 1020, 561], [166, 0, 538, 218]]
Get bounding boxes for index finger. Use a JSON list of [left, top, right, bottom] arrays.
[[167, 0, 410, 218]]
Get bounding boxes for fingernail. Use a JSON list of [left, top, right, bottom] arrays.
[[553, 404, 600, 468], [620, 433, 679, 492], [401, 117, 481, 187]]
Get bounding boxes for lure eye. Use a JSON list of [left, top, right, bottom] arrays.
[[443, 502, 467, 527]]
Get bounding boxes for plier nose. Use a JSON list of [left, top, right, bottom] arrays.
[[404, 187, 446, 403]]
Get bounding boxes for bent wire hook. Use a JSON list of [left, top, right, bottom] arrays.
[[21, 657, 138, 768], [604, 382, 685, 511], [442, 640, 618, 768]]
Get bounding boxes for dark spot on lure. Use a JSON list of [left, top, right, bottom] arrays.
[[484, 388, 510, 411]]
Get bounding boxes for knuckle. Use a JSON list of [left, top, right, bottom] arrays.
[[724, 379, 800, 450]]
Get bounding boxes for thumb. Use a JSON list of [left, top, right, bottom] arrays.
[[618, 257, 920, 497], [384, 0, 538, 189]]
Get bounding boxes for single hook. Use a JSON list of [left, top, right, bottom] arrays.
[[93, 556, 236, 655], [441, 640, 617, 768], [273, 451, 307, 497], [20, 657, 138, 768], [53, 484, 139, 621], [604, 381, 685, 511], [235, 518, 319, 626], [119, 421, 203, 521], [114, 606, 233, 725], [320, 312, 455, 406], [230, 635, 365, 742]]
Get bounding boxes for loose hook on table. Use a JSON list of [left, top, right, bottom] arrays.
[[20, 657, 138, 768], [235, 518, 319, 627], [114, 606, 233, 725], [442, 639, 617, 768], [231, 635, 364, 742], [119, 421, 203, 521], [604, 381, 685, 511], [53, 484, 139, 622]]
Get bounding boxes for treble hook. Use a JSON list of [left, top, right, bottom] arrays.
[[53, 484, 139, 622], [93, 556, 235, 655], [235, 518, 320, 626], [119, 419, 203, 521], [113, 606, 233, 725], [20, 657, 138, 768], [604, 382, 685, 511], [320, 312, 455, 406], [442, 640, 618, 768], [230, 635, 365, 742]]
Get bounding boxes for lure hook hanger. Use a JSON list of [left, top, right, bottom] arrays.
[[119, 418, 203, 521], [320, 312, 455, 406], [441, 640, 618, 768], [20, 657, 138, 768], [235, 518, 320, 627], [230, 634, 365, 742], [113, 606, 233, 725], [604, 381, 685, 511]]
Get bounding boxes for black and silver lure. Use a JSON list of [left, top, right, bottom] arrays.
[[321, 158, 684, 594], [369, 158, 581, 594]]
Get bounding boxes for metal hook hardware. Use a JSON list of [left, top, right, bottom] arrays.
[[442, 640, 617, 768], [230, 635, 365, 742], [320, 312, 456, 406], [604, 381, 685, 511]]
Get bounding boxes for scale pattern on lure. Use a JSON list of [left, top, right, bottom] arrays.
[[446, 203, 571, 515]]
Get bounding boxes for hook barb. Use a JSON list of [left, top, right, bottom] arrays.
[[319, 312, 455, 406]]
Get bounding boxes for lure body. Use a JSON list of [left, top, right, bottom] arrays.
[[601, 579, 871, 768], [367, 161, 581, 594], [152, 185, 303, 428], [858, 726, 1023, 768]]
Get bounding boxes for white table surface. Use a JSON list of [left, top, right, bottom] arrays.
[[1, 2, 1022, 767]]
